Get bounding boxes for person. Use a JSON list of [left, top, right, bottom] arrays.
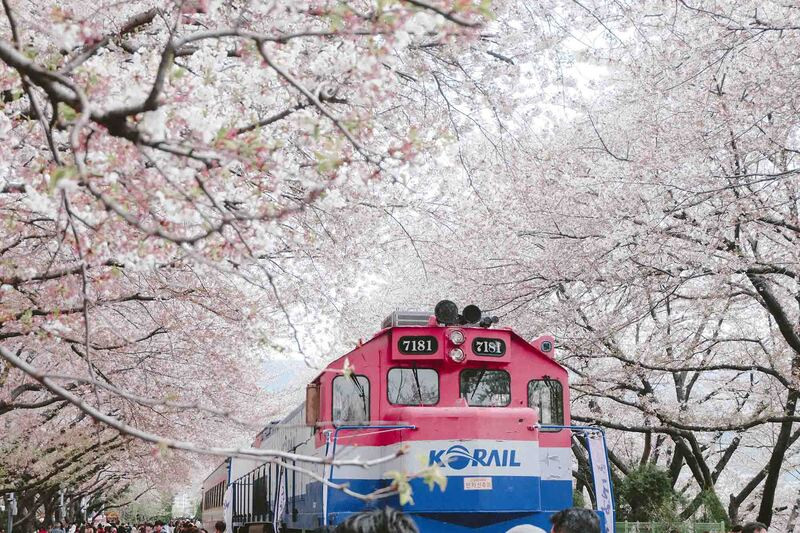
[[213, 522, 225, 533], [153, 522, 165, 533], [731, 526, 743, 533], [334, 508, 418, 533], [38, 523, 48, 533], [742, 523, 767, 533], [52, 523, 66, 533], [549, 508, 601, 533]]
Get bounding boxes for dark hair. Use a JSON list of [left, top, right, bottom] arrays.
[[155, 524, 164, 528], [731, 526, 743, 533], [334, 508, 418, 533], [214, 522, 225, 533], [550, 508, 601, 533], [742, 523, 767, 533]]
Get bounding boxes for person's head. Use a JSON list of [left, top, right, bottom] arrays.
[[742, 523, 767, 533], [731, 526, 743, 533], [550, 508, 601, 533], [334, 508, 418, 533], [214, 522, 225, 533]]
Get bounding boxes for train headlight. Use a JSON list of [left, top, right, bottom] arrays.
[[449, 330, 465, 345], [449, 348, 466, 363]]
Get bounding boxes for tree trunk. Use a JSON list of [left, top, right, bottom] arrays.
[[757, 389, 799, 526], [785, 493, 800, 533]]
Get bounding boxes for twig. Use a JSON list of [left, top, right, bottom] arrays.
[[0, 345, 407, 469]]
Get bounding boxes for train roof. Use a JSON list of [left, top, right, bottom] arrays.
[[308, 309, 557, 384], [201, 458, 229, 484], [253, 402, 305, 444]]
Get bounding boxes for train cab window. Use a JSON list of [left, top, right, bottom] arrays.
[[459, 369, 511, 407], [332, 374, 370, 425], [387, 368, 439, 405], [528, 379, 564, 427]]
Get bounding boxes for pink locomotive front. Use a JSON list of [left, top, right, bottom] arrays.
[[302, 303, 573, 532]]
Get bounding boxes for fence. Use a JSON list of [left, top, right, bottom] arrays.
[[616, 522, 727, 533]]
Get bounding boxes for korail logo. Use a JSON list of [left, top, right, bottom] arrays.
[[428, 445, 522, 470]]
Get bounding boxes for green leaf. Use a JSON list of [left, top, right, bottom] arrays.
[[385, 470, 414, 506], [20, 309, 33, 326], [49, 166, 78, 191], [170, 67, 186, 81], [478, 0, 495, 19], [315, 152, 343, 173], [156, 441, 170, 456], [341, 357, 354, 379], [422, 465, 447, 492], [58, 102, 77, 122]]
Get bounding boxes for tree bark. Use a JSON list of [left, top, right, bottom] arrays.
[[757, 389, 799, 526], [785, 493, 800, 533]]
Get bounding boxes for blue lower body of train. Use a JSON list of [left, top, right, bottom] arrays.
[[234, 476, 572, 532]]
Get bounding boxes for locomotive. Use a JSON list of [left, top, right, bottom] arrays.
[[201, 301, 614, 533]]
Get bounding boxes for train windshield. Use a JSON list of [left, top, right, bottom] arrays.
[[387, 367, 439, 405], [528, 379, 564, 425], [459, 369, 511, 407], [333, 374, 370, 425]]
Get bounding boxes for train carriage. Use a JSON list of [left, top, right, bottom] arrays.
[[202, 457, 260, 533], [221, 302, 614, 533]]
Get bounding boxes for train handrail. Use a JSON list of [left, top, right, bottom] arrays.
[[323, 424, 416, 526], [538, 424, 616, 533]]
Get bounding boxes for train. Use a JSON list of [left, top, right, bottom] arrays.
[[201, 301, 615, 533], [201, 457, 259, 532]]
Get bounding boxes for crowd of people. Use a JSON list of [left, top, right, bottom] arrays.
[[7, 509, 769, 533], [22, 518, 215, 533]]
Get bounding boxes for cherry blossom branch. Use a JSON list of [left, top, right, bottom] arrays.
[[43, 372, 258, 427], [0, 259, 124, 286], [1, 0, 61, 163], [233, 96, 348, 136], [60, 8, 160, 74], [0, 344, 406, 469], [400, 0, 481, 27], [589, 347, 791, 388], [256, 42, 378, 165]]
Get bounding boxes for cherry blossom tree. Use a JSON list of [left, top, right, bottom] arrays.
[[0, 0, 548, 519], [348, 0, 800, 526], [436, 0, 800, 526]]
